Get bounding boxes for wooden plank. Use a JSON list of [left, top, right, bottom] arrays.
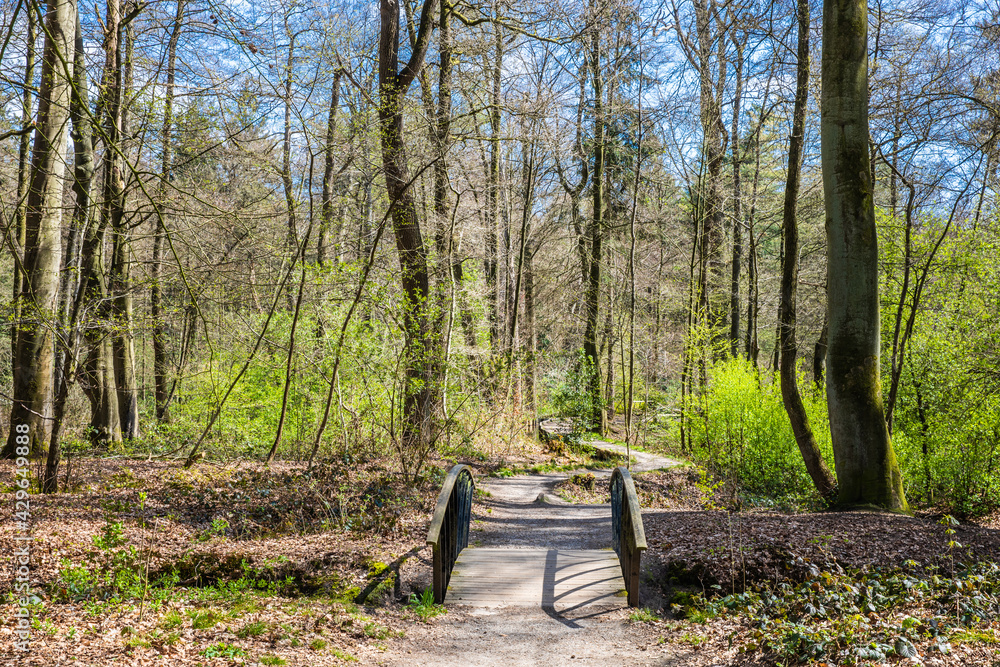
[[446, 548, 626, 608]]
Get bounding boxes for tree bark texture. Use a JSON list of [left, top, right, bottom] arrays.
[[821, 0, 907, 511], [4, 0, 74, 459], [101, 0, 140, 439], [44, 10, 100, 490]]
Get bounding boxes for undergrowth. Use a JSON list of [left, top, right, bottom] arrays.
[[671, 550, 1000, 664]]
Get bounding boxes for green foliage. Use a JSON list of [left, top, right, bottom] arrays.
[[677, 358, 832, 507], [406, 588, 446, 621], [236, 621, 268, 638], [53, 517, 177, 607], [197, 517, 230, 542], [544, 349, 599, 432], [200, 642, 247, 658], [331, 648, 358, 661], [570, 472, 596, 490], [628, 607, 659, 623], [190, 608, 226, 629], [879, 213, 1000, 516], [674, 559, 1000, 664], [159, 610, 183, 630]]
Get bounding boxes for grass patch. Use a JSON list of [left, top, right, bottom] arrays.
[[236, 620, 268, 638], [628, 607, 659, 623], [332, 648, 358, 661], [159, 610, 183, 630], [190, 608, 224, 630], [406, 588, 446, 622]]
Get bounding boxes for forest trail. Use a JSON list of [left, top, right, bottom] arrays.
[[376, 446, 689, 666], [586, 440, 686, 474], [536, 418, 685, 474]]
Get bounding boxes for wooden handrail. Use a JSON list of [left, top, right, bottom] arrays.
[[426, 464, 475, 603], [610, 466, 646, 607]]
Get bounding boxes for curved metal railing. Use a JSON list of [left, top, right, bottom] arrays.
[[610, 466, 647, 607], [426, 464, 475, 603]]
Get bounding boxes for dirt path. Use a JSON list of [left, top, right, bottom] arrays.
[[586, 440, 685, 474], [374, 448, 690, 665], [375, 605, 691, 666]]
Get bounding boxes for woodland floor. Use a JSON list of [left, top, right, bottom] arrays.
[[2, 434, 1000, 666]]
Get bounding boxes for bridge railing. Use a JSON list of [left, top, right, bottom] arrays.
[[610, 466, 647, 607], [426, 464, 475, 603]]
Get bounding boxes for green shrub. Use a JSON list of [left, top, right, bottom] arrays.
[[678, 358, 831, 506]]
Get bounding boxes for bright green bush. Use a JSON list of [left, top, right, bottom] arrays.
[[679, 358, 832, 506], [879, 214, 1000, 516]]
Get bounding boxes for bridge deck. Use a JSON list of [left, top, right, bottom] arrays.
[[447, 548, 626, 609]]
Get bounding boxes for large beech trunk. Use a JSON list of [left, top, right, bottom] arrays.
[[821, 0, 907, 511]]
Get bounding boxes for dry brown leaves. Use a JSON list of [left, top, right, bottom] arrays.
[[0, 457, 452, 665]]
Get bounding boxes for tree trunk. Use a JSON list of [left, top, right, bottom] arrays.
[[813, 313, 828, 388], [743, 102, 766, 366], [72, 5, 121, 447], [729, 38, 744, 358], [692, 0, 727, 338], [44, 10, 92, 492], [485, 14, 502, 353], [378, 0, 440, 457], [281, 24, 298, 268], [821, 0, 907, 511], [507, 133, 534, 358], [584, 18, 606, 435], [4, 0, 74, 459], [318, 69, 342, 267], [11, 3, 36, 374], [76, 66, 120, 447], [152, 0, 184, 423], [603, 285, 615, 421], [554, 63, 589, 307], [431, 0, 455, 417], [102, 0, 140, 440], [524, 241, 537, 432], [778, 0, 836, 500]]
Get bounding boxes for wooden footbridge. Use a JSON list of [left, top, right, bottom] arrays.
[[426, 465, 647, 612]]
